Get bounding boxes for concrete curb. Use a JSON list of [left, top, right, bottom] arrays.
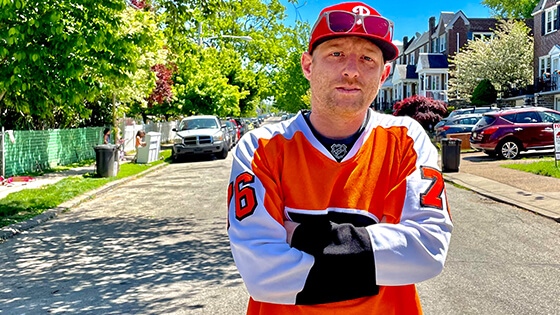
[[0, 162, 169, 242], [444, 175, 560, 223]]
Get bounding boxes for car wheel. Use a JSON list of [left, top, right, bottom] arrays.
[[498, 140, 521, 159], [218, 146, 228, 159]]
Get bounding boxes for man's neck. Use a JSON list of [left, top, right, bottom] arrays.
[[308, 108, 369, 140]]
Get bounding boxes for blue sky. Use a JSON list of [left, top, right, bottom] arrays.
[[280, 0, 494, 43]]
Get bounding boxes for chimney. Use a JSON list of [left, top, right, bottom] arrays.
[[429, 16, 436, 53]]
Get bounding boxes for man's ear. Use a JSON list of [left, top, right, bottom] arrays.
[[301, 52, 312, 80], [380, 63, 392, 83]]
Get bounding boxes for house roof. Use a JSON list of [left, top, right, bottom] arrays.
[[417, 53, 448, 71], [468, 18, 499, 32], [404, 31, 429, 54], [445, 11, 470, 31], [381, 75, 394, 89], [532, 0, 547, 15], [549, 44, 560, 55], [392, 64, 419, 82], [433, 12, 456, 37]]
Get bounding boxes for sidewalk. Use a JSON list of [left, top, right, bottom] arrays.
[[0, 166, 96, 200], [442, 151, 560, 222]]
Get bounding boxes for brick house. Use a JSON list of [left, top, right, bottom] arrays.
[[374, 11, 499, 109], [532, 0, 560, 110]]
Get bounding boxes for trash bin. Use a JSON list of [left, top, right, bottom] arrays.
[[441, 138, 462, 172], [94, 144, 119, 177]]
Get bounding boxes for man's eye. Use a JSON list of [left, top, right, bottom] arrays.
[[363, 56, 373, 62], [332, 52, 342, 57]]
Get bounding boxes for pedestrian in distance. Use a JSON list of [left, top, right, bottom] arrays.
[[133, 130, 147, 163], [102, 127, 111, 144], [135, 130, 147, 149], [227, 2, 453, 314]]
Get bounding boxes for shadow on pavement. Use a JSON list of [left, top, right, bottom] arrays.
[[0, 215, 243, 314]]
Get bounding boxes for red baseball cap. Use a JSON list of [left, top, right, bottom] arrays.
[[308, 1, 399, 62]]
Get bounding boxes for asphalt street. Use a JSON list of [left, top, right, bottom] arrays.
[[0, 140, 559, 314]]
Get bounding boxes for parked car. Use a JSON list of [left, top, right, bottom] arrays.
[[250, 117, 260, 129], [470, 107, 560, 159], [434, 113, 482, 142], [228, 118, 242, 141], [171, 115, 228, 161], [222, 119, 238, 149], [447, 106, 498, 120]]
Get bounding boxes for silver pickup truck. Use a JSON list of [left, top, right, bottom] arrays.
[[171, 115, 228, 161]]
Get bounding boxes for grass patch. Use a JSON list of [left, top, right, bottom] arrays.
[[502, 159, 560, 179], [0, 149, 171, 228]]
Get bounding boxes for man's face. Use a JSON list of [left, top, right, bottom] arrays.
[[301, 36, 390, 118]]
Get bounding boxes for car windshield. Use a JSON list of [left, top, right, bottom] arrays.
[[178, 118, 219, 130]]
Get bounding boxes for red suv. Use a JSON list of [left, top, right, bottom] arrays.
[[470, 107, 560, 159]]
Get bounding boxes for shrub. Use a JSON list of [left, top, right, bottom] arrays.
[[393, 95, 448, 131], [471, 79, 497, 106]]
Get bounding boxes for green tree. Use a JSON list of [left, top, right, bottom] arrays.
[[151, 0, 307, 117], [272, 21, 310, 113], [471, 79, 498, 105], [0, 0, 162, 129], [482, 0, 540, 18], [448, 19, 533, 102]]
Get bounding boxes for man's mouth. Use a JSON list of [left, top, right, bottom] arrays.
[[336, 86, 360, 93]]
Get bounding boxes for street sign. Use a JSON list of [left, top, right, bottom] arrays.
[[554, 123, 560, 164]]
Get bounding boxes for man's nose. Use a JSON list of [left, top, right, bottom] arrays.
[[343, 57, 359, 78]]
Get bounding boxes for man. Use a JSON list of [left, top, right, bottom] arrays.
[[227, 2, 453, 314]]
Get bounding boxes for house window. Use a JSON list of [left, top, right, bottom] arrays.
[[420, 46, 424, 53], [431, 76, 440, 90], [540, 56, 551, 77], [545, 6, 558, 34], [439, 34, 446, 52], [472, 32, 493, 41], [410, 54, 415, 65]]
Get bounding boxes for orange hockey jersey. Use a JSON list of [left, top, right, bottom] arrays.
[[227, 109, 453, 314]]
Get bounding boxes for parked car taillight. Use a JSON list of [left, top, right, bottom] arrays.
[[481, 126, 499, 135]]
